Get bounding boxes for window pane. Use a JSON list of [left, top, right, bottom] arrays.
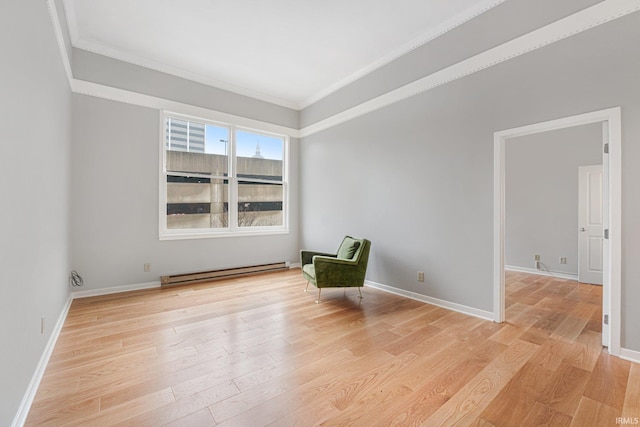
[[165, 118, 205, 153], [236, 130, 283, 181], [166, 175, 228, 229], [237, 181, 283, 227], [165, 118, 229, 176], [162, 115, 288, 238]]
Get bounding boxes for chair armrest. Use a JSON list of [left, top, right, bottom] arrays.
[[312, 255, 357, 266], [300, 250, 335, 266]]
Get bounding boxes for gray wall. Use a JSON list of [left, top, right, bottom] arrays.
[[300, 0, 601, 127], [72, 49, 299, 129], [70, 95, 300, 291], [0, 1, 72, 425], [299, 12, 640, 351], [505, 124, 602, 275], [4, 6, 640, 426]]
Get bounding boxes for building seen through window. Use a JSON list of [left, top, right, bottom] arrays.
[[162, 115, 286, 236]]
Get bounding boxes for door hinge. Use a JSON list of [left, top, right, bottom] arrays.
[[604, 143, 609, 154], [604, 229, 609, 239], [604, 314, 609, 325]]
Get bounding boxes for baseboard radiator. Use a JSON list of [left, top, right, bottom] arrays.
[[161, 262, 288, 287]]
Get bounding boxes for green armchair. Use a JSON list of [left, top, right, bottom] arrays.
[[300, 236, 371, 303]]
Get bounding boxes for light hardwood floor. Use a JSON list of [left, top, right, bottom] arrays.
[[26, 269, 639, 426]]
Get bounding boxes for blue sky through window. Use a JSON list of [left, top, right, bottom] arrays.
[[205, 125, 283, 160]]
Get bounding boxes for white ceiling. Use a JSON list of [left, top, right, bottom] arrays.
[[63, 0, 499, 109]]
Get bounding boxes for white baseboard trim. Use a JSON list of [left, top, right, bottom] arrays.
[[22, 269, 627, 426], [72, 281, 161, 299], [505, 265, 579, 281], [619, 347, 640, 364], [12, 281, 160, 425], [11, 295, 73, 427], [365, 280, 494, 321], [288, 262, 301, 269]]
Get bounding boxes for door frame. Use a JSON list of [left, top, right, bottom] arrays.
[[493, 107, 621, 355]]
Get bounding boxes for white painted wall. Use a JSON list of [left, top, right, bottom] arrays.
[[70, 95, 300, 291], [0, 1, 72, 425], [505, 123, 602, 276], [300, 11, 640, 351]]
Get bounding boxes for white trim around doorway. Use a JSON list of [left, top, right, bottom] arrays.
[[493, 107, 621, 356]]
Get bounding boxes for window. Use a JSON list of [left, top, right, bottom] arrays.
[[160, 113, 288, 239]]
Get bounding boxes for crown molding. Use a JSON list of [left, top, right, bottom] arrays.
[[46, 0, 73, 89], [299, 0, 640, 137], [71, 39, 301, 111], [61, 0, 299, 110], [61, 0, 79, 43], [47, 0, 299, 138], [49, 0, 640, 139], [60, 0, 506, 111], [298, 0, 507, 109], [72, 79, 300, 138]]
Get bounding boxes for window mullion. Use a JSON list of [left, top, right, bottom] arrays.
[[229, 127, 238, 232], [161, 112, 287, 239]]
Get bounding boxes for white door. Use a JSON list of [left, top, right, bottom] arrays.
[[578, 165, 603, 285]]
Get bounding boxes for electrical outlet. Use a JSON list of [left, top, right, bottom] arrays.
[[144, 263, 151, 272], [560, 257, 567, 264], [417, 271, 425, 282], [534, 254, 541, 261]]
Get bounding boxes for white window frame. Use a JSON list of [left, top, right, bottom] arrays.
[[159, 111, 289, 240]]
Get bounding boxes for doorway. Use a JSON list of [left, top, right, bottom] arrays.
[[493, 107, 621, 355], [578, 164, 604, 285]]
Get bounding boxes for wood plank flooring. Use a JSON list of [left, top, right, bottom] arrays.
[[26, 269, 639, 426]]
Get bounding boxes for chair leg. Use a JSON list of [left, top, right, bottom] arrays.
[[358, 287, 363, 299], [315, 288, 321, 304], [305, 281, 309, 292]]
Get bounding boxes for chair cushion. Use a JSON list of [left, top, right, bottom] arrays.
[[302, 263, 315, 280], [337, 237, 361, 260]]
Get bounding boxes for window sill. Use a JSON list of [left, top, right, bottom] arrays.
[[159, 228, 289, 241]]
